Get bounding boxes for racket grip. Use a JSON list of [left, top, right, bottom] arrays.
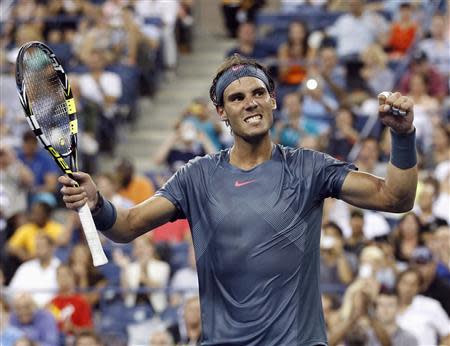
[[78, 204, 109, 266]]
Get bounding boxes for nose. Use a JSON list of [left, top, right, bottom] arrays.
[[244, 97, 258, 111]]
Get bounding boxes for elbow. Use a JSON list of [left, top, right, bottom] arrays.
[[386, 195, 415, 213]]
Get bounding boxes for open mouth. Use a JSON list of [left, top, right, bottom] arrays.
[[244, 114, 262, 123]]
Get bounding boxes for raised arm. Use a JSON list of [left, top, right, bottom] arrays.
[[59, 172, 178, 243], [340, 92, 418, 213]]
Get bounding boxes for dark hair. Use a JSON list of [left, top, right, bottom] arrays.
[[209, 54, 275, 107], [22, 130, 37, 143], [323, 221, 344, 238], [350, 209, 364, 219], [287, 20, 309, 56], [378, 285, 397, 297], [74, 330, 103, 346], [396, 267, 423, 290]]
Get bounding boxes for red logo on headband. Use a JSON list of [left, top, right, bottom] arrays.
[[231, 65, 245, 71]]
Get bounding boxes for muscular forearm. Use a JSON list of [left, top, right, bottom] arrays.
[[99, 196, 177, 243]]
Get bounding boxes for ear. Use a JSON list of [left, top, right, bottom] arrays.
[[216, 105, 228, 122], [271, 97, 277, 110]]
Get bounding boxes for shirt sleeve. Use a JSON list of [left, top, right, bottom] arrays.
[[430, 300, 450, 337], [155, 163, 190, 220], [317, 151, 357, 199]]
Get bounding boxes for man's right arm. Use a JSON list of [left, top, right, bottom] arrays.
[[58, 172, 179, 243]]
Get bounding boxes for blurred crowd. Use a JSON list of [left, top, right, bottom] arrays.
[[1, 0, 449, 346]]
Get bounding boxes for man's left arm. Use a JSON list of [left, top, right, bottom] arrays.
[[340, 92, 418, 213]]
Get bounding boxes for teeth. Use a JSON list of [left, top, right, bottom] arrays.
[[245, 115, 262, 123]]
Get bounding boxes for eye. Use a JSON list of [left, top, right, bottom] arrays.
[[231, 95, 244, 102], [255, 89, 266, 97]]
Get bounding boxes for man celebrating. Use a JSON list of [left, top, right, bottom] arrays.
[[59, 55, 417, 345]]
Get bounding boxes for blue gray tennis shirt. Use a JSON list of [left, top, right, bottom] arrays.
[[157, 144, 356, 346]]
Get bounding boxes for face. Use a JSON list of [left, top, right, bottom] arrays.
[[289, 22, 306, 42], [238, 23, 255, 44], [282, 93, 301, 117], [23, 138, 38, 156], [397, 271, 420, 301], [410, 74, 426, 95], [57, 266, 75, 291], [218, 77, 276, 142], [132, 237, 154, 261], [35, 235, 53, 260], [418, 183, 435, 210], [13, 296, 35, 324], [400, 214, 420, 238], [320, 47, 337, 70], [30, 203, 49, 227], [75, 336, 101, 346], [150, 331, 173, 346], [350, 215, 364, 235], [430, 15, 445, 39], [376, 294, 398, 324]]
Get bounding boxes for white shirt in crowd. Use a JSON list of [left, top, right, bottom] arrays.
[[8, 257, 61, 307], [397, 295, 450, 346], [78, 72, 122, 106], [170, 267, 199, 300]]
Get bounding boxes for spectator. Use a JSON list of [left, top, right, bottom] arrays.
[[326, 0, 387, 58], [8, 234, 60, 307], [418, 14, 450, 78], [153, 120, 216, 173], [359, 245, 396, 289], [73, 330, 103, 346], [359, 43, 395, 96], [399, 50, 447, 101], [221, 0, 266, 38], [367, 287, 418, 346], [320, 222, 355, 287], [396, 268, 450, 346], [9, 293, 58, 346], [114, 236, 170, 313], [327, 107, 359, 161], [0, 296, 24, 346], [16, 131, 59, 195], [316, 45, 346, 103], [410, 246, 450, 315], [13, 337, 37, 346], [116, 158, 156, 205], [354, 137, 385, 177], [133, 0, 179, 75], [176, 0, 195, 54], [392, 212, 423, 266], [383, 2, 419, 60], [344, 209, 368, 257], [170, 241, 199, 306], [0, 146, 33, 238], [274, 92, 319, 148], [78, 49, 123, 153], [47, 264, 93, 336], [169, 295, 202, 345], [226, 22, 274, 60], [7, 197, 67, 264], [414, 176, 448, 231], [95, 172, 134, 209], [183, 97, 223, 151], [67, 244, 108, 308], [149, 329, 175, 346], [424, 124, 450, 170], [277, 20, 310, 87]]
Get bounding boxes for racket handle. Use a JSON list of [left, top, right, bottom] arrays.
[[78, 204, 108, 266]]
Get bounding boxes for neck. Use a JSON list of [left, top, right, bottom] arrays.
[[383, 322, 398, 336], [229, 136, 273, 170], [39, 257, 52, 268], [399, 296, 413, 308]]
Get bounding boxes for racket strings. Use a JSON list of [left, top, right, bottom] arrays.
[[22, 48, 72, 156]]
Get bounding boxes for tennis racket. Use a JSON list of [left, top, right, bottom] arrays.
[[15, 41, 108, 267]]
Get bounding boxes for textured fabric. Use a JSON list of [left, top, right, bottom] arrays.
[[157, 144, 355, 345]]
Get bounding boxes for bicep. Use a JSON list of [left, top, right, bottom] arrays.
[[339, 170, 397, 212]]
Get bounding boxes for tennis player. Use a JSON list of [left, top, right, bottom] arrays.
[[59, 55, 418, 346]]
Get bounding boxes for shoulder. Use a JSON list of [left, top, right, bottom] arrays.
[[178, 151, 222, 174], [413, 295, 445, 311]]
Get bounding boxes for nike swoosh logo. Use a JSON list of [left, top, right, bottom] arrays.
[[234, 179, 256, 187]]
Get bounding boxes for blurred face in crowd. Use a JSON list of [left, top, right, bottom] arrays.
[[149, 330, 174, 346], [432, 125, 449, 150], [133, 237, 155, 262], [288, 21, 306, 44], [30, 202, 51, 227], [409, 74, 427, 96], [75, 335, 102, 346], [349, 0, 364, 17], [399, 5, 413, 22], [238, 23, 256, 45], [57, 265, 76, 292], [22, 136, 39, 156], [397, 271, 420, 303], [13, 294, 36, 324], [376, 294, 398, 324], [282, 93, 301, 119], [320, 47, 338, 72], [430, 15, 446, 39], [350, 214, 364, 237], [418, 182, 435, 211], [399, 213, 420, 240], [35, 234, 54, 261], [336, 108, 354, 130]]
